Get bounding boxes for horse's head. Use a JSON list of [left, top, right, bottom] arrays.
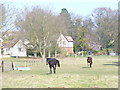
[[87, 57, 92, 63]]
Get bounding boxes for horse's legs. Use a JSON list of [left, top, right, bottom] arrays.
[[53, 65, 56, 74], [49, 65, 52, 74], [87, 62, 89, 67], [90, 63, 92, 68]]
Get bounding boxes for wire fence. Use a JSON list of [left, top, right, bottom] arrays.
[[0, 60, 42, 72]]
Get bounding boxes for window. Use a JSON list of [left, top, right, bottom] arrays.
[[18, 48, 22, 52], [1, 48, 3, 54], [63, 41, 66, 47], [63, 41, 66, 45], [6, 48, 10, 52]]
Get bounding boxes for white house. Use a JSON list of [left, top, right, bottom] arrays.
[[57, 34, 74, 54], [3, 40, 27, 57], [0, 38, 3, 58]]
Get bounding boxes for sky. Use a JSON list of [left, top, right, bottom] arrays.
[[1, 0, 119, 16]]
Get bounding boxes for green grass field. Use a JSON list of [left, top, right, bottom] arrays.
[[1, 56, 118, 88]]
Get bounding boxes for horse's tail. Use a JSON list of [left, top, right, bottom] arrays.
[[57, 60, 60, 67]]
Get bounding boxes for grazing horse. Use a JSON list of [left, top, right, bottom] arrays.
[[46, 58, 60, 74], [87, 57, 93, 68]]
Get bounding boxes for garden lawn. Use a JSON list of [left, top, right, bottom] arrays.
[[2, 56, 118, 88]]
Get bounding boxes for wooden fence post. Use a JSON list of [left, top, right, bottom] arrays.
[[2, 61, 4, 72], [11, 61, 14, 70]]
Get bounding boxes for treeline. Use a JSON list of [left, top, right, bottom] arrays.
[[0, 4, 118, 57]]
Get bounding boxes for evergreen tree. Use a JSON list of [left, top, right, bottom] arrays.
[[60, 8, 74, 36]]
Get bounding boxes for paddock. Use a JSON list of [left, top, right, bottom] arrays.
[[1, 56, 118, 88]]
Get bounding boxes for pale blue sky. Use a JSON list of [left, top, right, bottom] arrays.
[[1, 0, 119, 16]]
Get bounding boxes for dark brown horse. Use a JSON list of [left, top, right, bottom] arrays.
[[46, 58, 60, 74], [87, 57, 93, 68]]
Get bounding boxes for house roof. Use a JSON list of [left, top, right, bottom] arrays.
[[58, 34, 73, 42], [0, 38, 3, 42], [65, 36, 73, 42], [3, 39, 19, 48], [0, 38, 3, 48]]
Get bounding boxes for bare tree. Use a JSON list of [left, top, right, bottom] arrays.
[[16, 6, 67, 59], [92, 7, 118, 51], [0, 3, 16, 37]]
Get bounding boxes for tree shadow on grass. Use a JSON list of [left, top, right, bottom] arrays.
[[38, 73, 52, 75], [82, 67, 90, 68], [103, 62, 120, 66], [46, 73, 53, 75]]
